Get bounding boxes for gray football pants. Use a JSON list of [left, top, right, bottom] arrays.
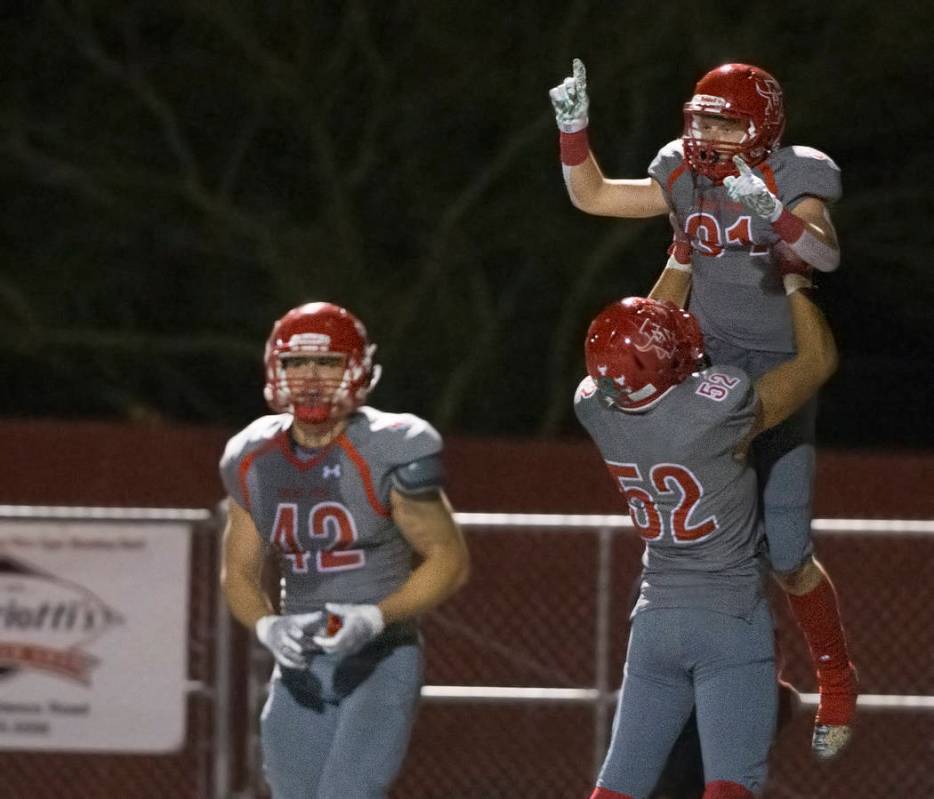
[[260, 636, 423, 799], [595, 602, 777, 797], [705, 336, 817, 574]]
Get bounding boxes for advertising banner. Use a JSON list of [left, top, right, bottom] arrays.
[[0, 519, 192, 752]]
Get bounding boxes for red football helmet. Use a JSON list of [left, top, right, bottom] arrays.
[[585, 297, 704, 411], [682, 63, 785, 181], [263, 302, 380, 424]]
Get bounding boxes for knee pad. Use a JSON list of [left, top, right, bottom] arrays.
[[590, 789, 636, 799], [703, 780, 754, 798]]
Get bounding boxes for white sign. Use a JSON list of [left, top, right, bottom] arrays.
[[0, 520, 192, 753]]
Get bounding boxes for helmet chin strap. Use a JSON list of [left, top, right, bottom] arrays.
[[293, 403, 332, 424]]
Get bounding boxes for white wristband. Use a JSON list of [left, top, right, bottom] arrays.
[[783, 273, 813, 295], [665, 254, 692, 274]]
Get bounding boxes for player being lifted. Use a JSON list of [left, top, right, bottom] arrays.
[[550, 60, 856, 758], [220, 302, 470, 799], [575, 263, 839, 797]]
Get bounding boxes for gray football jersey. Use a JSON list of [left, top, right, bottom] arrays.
[[574, 365, 767, 618], [648, 140, 842, 353], [219, 406, 442, 616]]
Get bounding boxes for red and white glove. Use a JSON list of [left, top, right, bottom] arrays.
[[724, 156, 782, 221], [550, 59, 591, 166], [549, 58, 589, 133], [255, 611, 323, 669], [312, 602, 385, 656]]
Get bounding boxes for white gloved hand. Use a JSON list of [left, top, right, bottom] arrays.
[[549, 58, 589, 133], [312, 602, 385, 656], [723, 155, 782, 221], [255, 611, 323, 669]]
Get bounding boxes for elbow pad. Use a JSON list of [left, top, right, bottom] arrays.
[[391, 454, 445, 496], [772, 209, 840, 273]]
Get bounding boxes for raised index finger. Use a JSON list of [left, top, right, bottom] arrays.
[[732, 155, 752, 176], [572, 58, 587, 91]]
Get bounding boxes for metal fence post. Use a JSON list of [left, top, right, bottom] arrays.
[[593, 525, 614, 779]]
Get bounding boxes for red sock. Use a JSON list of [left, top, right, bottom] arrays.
[[786, 577, 858, 724], [590, 789, 634, 799], [703, 781, 754, 798]]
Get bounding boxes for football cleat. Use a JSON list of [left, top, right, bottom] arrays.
[[812, 722, 852, 760]]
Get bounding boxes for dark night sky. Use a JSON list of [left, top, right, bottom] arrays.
[[2, 2, 933, 448]]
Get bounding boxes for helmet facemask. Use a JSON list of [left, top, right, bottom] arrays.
[[681, 64, 786, 181], [278, 352, 350, 424], [262, 303, 381, 424], [682, 109, 760, 181]]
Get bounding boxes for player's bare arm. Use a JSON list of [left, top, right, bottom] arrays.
[[569, 169, 669, 219], [220, 497, 274, 628], [377, 488, 470, 626], [550, 59, 669, 218], [222, 497, 323, 669], [789, 196, 839, 249], [648, 261, 691, 308], [748, 289, 838, 439], [648, 214, 694, 307]]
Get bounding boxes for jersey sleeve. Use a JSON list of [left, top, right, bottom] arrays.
[[696, 365, 759, 448], [219, 432, 249, 508], [647, 140, 686, 202], [573, 376, 604, 434], [778, 146, 842, 208], [375, 413, 445, 495], [218, 415, 285, 509]]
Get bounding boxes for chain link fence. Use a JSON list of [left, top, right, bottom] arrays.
[[2, 509, 930, 797], [241, 515, 934, 798]]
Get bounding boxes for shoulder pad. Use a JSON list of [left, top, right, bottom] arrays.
[[574, 376, 599, 405], [357, 406, 442, 464], [770, 145, 842, 205], [220, 415, 289, 470]]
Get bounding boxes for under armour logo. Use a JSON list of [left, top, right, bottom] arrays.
[[323, 464, 341, 479]]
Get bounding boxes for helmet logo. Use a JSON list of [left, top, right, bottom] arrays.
[[285, 332, 331, 351], [634, 319, 675, 360], [754, 77, 782, 120]]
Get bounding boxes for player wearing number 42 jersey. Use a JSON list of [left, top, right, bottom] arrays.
[[220, 302, 470, 799], [574, 275, 838, 797]]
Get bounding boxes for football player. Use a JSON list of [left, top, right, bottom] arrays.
[[220, 302, 470, 799], [551, 60, 856, 759], [575, 264, 838, 798]]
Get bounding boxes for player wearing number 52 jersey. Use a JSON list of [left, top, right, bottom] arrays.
[[575, 283, 837, 798], [220, 302, 469, 799], [552, 61, 857, 760]]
